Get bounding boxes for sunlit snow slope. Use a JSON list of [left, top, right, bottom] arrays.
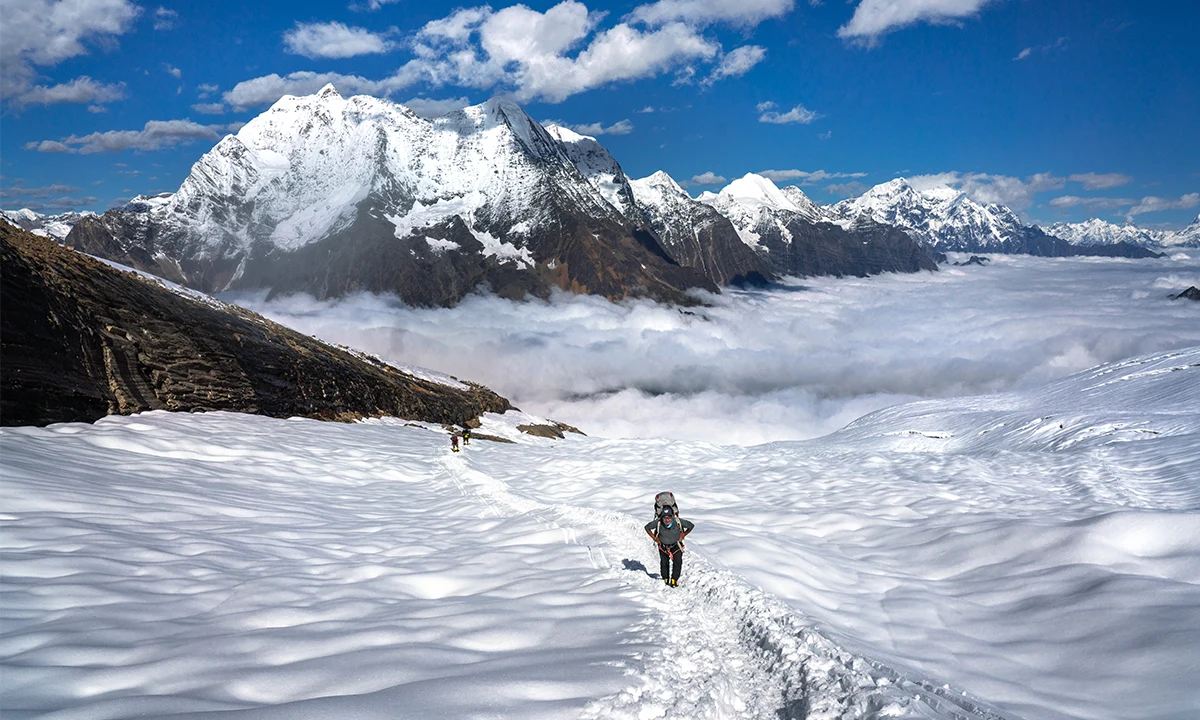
[[2, 348, 1198, 719]]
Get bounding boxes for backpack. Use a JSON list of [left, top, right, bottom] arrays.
[[654, 491, 679, 519]]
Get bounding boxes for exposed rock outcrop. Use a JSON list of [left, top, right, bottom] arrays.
[[2, 225, 511, 427]]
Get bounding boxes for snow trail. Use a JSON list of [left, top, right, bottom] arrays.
[[439, 450, 1012, 719]]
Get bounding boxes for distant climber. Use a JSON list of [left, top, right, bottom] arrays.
[[645, 504, 693, 587], [451, 435, 460, 452], [462, 427, 472, 445]]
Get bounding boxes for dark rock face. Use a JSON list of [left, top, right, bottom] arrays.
[[953, 255, 991, 266], [2, 225, 511, 427], [1172, 286, 1200, 301], [67, 198, 715, 308], [751, 215, 938, 278]]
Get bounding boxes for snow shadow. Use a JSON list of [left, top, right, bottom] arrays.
[[621, 558, 656, 578]]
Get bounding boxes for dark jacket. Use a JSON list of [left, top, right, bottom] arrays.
[[645, 517, 694, 547]]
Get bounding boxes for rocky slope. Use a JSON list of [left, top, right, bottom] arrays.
[[66, 85, 713, 307], [700, 174, 938, 278], [1, 224, 511, 427]]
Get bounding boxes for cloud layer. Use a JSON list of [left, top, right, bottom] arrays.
[[229, 252, 1200, 445]]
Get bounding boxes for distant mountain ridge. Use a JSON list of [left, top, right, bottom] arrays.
[[698, 174, 938, 277], [1, 208, 97, 241], [21, 86, 1182, 307], [825, 178, 1161, 258]]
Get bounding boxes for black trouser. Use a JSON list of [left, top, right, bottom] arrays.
[[659, 543, 683, 580]]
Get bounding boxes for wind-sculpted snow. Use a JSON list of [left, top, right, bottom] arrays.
[[3, 348, 1198, 719]]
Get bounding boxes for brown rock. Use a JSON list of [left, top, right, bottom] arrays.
[[1, 225, 511, 427]]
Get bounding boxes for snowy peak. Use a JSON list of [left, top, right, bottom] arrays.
[[1045, 218, 1168, 248], [66, 86, 720, 306], [631, 170, 687, 199], [778, 185, 825, 223], [1, 207, 97, 241], [718, 173, 800, 214], [829, 179, 1024, 251], [546, 123, 637, 218], [1162, 214, 1200, 248]]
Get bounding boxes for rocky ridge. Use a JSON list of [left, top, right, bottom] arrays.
[[1, 224, 511, 427]]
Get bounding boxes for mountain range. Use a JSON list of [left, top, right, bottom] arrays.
[[4, 86, 1187, 307]]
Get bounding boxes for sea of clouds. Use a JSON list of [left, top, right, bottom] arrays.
[[227, 251, 1200, 445]]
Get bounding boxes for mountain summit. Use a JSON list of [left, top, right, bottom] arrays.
[[67, 87, 713, 306]]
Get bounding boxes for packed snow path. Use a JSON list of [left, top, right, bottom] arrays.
[[439, 452, 1008, 719]]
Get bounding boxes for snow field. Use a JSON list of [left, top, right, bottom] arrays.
[[2, 347, 1197, 719], [0, 415, 645, 719], [1, 410, 1007, 720]]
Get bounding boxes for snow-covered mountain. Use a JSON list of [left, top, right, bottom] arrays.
[[699, 173, 938, 277], [627, 171, 773, 285], [67, 85, 713, 306], [543, 126, 773, 286], [1045, 218, 1169, 248], [1163, 214, 1200, 248], [544, 123, 638, 219], [828, 178, 1161, 258], [1, 208, 96, 241]]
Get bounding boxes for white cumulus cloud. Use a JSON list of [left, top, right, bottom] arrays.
[[758, 169, 867, 184], [0, 0, 139, 106], [16, 76, 126, 106], [689, 171, 727, 185], [222, 68, 426, 111], [629, 0, 795, 27], [1068, 172, 1133, 190], [283, 21, 395, 59], [402, 96, 472, 118], [1126, 193, 1200, 221], [908, 171, 1063, 211], [838, 0, 996, 42], [757, 101, 822, 124], [1048, 196, 1134, 210], [28, 119, 226, 154], [706, 45, 767, 83]]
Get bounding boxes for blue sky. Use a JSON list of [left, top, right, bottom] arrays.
[[2, 0, 1197, 228]]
